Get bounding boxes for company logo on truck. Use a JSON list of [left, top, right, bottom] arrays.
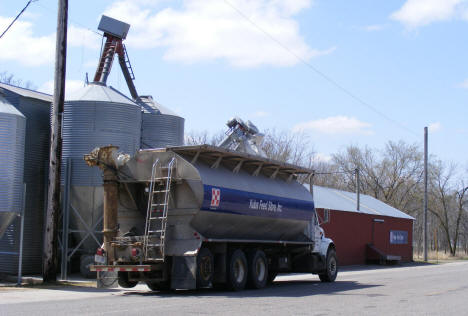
[[249, 199, 283, 213], [211, 188, 221, 208]]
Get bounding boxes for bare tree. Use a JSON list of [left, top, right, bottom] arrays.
[[331, 141, 424, 213], [261, 129, 315, 167], [0, 71, 36, 90], [428, 161, 466, 256], [184, 129, 225, 146]]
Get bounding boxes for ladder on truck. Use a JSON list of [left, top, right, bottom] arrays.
[[143, 158, 176, 261]]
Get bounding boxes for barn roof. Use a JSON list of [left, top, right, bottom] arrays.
[[0, 82, 53, 103], [311, 185, 414, 220]]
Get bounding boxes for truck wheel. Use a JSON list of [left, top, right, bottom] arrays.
[[79, 255, 97, 279], [247, 249, 268, 289], [197, 247, 214, 288], [319, 249, 338, 282], [227, 249, 248, 291], [267, 271, 277, 284], [117, 272, 138, 288], [146, 281, 170, 291]]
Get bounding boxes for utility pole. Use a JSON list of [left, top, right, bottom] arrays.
[[423, 127, 428, 262], [43, 0, 68, 282], [355, 168, 360, 211]]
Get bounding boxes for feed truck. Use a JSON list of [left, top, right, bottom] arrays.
[[87, 118, 337, 291]]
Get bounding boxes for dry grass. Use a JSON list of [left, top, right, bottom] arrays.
[[413, 250, 468, 261]]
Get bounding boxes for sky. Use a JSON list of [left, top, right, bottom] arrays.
[[0, 0, 467, 168]]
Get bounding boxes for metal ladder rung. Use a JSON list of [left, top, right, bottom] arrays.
[[153, 190, 169, 193], [148, 230, 164, 233], [147, 243, 163, 247], [149, 216, 167, 220]]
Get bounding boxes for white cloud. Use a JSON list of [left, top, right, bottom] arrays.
[[428, 122, 441, 132], [104, 0, 333, 67], [0, 17, 55, 66], [0, 15, 100, 66], [293, 116, 373, 135], [391, 0, 468, 28], [252, 110, 270, 118], [459, 79, 468, 88], [314, 152, 332, 163], [363, 24, 385, 32], [39, 79, 86, 97], [68, 25, 101, 50]]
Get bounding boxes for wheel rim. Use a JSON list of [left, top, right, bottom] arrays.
[[234, 258, 245, 283], [200, 256, 212, 281], [329, 257, 337, 276], [256, 257, 266, 281]]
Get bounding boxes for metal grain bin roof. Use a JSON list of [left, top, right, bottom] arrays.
[[0, 95, 26, 238], [66, 82, 135, 104], [138, 95, 179, 115]]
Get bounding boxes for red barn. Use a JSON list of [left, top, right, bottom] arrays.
[[313, 185, 414, 266]]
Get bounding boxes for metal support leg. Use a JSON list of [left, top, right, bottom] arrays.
[[17, 184, 26, 286], [60, 158, 72, 280]]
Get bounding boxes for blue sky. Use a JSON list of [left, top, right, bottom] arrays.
[[1, 0, 467, 167]]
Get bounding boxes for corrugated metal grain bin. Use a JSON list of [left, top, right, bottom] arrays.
[[139, 95, 184, 149], [0, 83, 51, 274], [0, 95, 26, 238], [62, 82, 141, 254]]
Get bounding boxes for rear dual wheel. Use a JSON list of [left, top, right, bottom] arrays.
[[226, 248, 269, 291], [227, 249, 248, 291], [247, 249, 268, 289]]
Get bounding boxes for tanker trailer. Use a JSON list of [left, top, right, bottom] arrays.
[[87, 145, 337, 291]]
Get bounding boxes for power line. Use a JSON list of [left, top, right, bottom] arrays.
[[223, 0, 419, 138], [34, 1, 102, 37], [0, 0, 37, 39]]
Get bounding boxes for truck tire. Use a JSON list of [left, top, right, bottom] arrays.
[[197, 247, 214, 288], [247, 249, 268, 289], [79, 255, 97, 279], [319, 249, 338, 282], [118, 272, 138, 288], [146, 281, 170, 291], [227, 249, 248, 291]]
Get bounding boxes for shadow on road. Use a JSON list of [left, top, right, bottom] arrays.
[[121, 280, 382, 298]]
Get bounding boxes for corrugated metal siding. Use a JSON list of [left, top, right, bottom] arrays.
[[0, 99, 25, 216], [62, 100, 141, 186], [317, 208, 413, 265], [0, 90, 50, 274], [141, 114, 184, 149]]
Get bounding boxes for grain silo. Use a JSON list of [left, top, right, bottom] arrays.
[[0, 83, 51, 274], [0, 95, 26, 239], [139, 95, 184, 149], [62, 82, 141, 273]]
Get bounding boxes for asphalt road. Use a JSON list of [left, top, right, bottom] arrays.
[[1, 261, 467, 315]]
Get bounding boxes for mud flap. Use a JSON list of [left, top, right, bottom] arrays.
[[171, 256, 196, 290]]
